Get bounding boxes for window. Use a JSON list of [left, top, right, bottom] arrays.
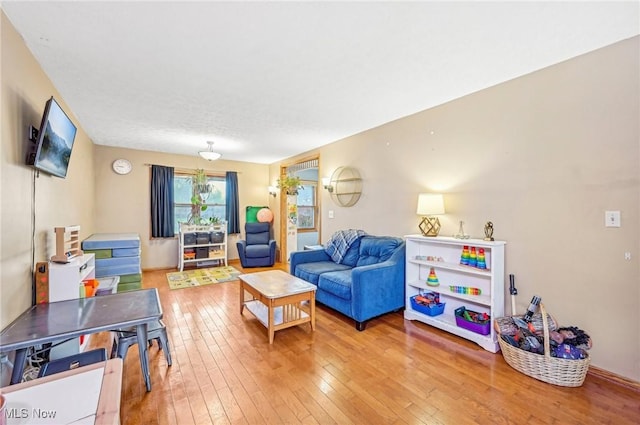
[[296, 182, 317, 231], [173, 173, 226, 232]]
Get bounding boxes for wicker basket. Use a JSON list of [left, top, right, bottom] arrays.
[[496, 303, 591, 387]]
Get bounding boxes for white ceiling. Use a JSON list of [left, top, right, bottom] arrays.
[[3, 1, 639, 164]]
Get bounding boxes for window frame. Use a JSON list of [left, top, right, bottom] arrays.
[[173, 171, 226, 233], [296, 181, 318, 232]]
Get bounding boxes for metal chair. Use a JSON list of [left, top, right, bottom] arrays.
[[110, 320, 172, 366]]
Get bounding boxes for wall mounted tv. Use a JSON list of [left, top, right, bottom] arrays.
[[32, 96, 77, 178]]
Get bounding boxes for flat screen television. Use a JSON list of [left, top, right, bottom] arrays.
[[32, 96, 77, 178]]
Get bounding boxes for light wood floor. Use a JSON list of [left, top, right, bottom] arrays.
[[90, 262, 639, 425]]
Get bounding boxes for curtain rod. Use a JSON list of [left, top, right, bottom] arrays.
[[143, 163, 242, 174]]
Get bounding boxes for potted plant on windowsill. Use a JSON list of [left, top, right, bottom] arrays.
[[277, 175, 303, 195]]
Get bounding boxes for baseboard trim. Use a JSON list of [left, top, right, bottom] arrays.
[[588, 366, 640, 391]]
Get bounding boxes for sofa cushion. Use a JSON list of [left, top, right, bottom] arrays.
[[318, 270, 353, 300], [356, 237, 402, 267], [245, 245, 271, 258], [246, 232, 269, 245], [339, 237, 362, 267], [294, 261, 352, 285]]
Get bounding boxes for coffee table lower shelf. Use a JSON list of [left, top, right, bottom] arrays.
[[244, 300, 310, 327], [242, 298, 314, 343]]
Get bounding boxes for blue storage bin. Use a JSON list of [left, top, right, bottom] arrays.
[[410, 295, 445, 316]]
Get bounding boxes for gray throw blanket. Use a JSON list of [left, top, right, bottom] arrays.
[[324, 229, 367, 264]]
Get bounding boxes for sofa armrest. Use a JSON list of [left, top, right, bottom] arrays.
[[269, 240, 277, 262], [236, 240, 248, 263], [350, 248, 406, 322], [289, 249, 331, 274]]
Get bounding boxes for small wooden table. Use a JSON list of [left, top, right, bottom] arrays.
[[1, 358, 122, 424], [239, 270, 316, 343]]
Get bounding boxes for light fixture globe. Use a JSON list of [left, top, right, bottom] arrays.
[[199, 141, 221, 161]]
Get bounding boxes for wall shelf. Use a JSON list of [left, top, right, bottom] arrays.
[[329, 166, 362, 207]]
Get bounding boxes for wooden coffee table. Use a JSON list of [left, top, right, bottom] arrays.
[[239, 270, 316, 343]]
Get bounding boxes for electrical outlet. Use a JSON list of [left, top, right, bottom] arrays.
[[605, 211, 621, 227], [328, 210, 334, 219], [624, 252, 631, 260], [29, 125, 39, 141]]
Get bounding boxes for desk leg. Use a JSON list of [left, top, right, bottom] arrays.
[[9, 348, 28, 385], [136, 324, 151, 392]]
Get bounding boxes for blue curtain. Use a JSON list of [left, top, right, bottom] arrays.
[[151, 165, 175, 238], [225, 171, 240, 234]]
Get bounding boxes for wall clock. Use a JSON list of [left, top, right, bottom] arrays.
[[112, 159, 132, 175]]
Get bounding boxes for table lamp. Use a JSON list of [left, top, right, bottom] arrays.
[[416, 193, 445, 237]]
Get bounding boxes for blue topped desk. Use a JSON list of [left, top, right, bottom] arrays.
[[0, 288, 162, 391]]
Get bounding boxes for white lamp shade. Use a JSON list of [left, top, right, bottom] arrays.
[[199, 151, 221, 161], [416, 193, 445, 215], [199, 141, 221, 161]]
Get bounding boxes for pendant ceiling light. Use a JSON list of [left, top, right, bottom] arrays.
[[199, 141, 221, 161]]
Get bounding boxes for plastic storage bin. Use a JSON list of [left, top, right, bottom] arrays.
[[196, 232, 210, 244], [196, 247, 209, 259], [410, 295, 445, 317], [96, 276, 120, 295], [183, 233, 197, 245], [455, 306, 491, 335], [210, 232, 225, 243]]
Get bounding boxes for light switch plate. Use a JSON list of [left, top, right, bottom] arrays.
[[605, 211, 621, 227]]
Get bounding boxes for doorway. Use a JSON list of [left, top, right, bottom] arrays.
[[279, 157, 320, 262]]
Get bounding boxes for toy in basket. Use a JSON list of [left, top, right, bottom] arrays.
[[410, 292, 445, 317], [495, 303, 591, 387]]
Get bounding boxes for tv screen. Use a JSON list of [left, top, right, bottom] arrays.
[[33, 97, 77, 178]]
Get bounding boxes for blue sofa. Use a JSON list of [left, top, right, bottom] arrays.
[[290, 233, 405, 330]]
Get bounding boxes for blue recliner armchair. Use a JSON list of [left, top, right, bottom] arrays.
[[237, 222, 276, 268]]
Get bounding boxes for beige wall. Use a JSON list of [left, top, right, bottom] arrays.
[[273, 37, 640, 381], [2, 7, 638, 381], [92, 145, 270, 269], [1, 13, 96, 327]]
